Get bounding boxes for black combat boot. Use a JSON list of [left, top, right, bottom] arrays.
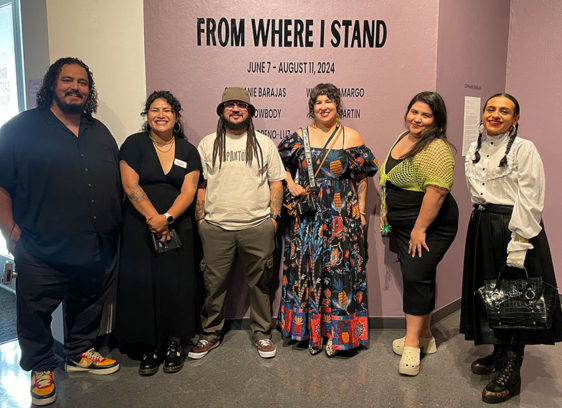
[[482, 346, 524, 404], [471, 345, 507, 375]]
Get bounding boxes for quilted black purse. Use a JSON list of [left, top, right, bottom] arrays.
[[476, 266, 558, 330]]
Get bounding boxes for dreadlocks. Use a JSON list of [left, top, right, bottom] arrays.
[[212, 114, 264, 170]]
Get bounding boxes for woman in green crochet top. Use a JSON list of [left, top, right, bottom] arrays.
[[379, 91, 458, 376]]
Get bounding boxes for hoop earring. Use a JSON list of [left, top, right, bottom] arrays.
[[336, 115, 340, 126], [173, 121, 181, 133], [478, 122, 485, 134]]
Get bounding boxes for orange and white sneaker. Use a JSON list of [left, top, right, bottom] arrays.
[[31, 370, 56, 406], [65, 348, 120, 375]]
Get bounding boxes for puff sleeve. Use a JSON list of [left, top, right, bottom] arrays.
[[347, 145, 378, 177], [277, 132, 303, 169], [508, 141, 544, 244]]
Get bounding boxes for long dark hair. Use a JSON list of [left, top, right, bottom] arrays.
[[141, 90, 186, 139], [401, 91, 449, 159], [472, 93, 520, 167], [307, 83, 344, 118], [36, 57, 98, 118], [212, 110, 263, 170]]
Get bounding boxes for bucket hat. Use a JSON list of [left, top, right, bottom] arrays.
[[216, 87, 255, 116]]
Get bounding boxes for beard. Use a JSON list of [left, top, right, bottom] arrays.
[[223, 114, 250, 131], [53, 91, 86, 114]]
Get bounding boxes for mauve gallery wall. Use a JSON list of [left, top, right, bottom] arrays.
[[144, 0, 441, 319], [506, 0, 562, 283], [143, 0, 561, 319], [435, 0, 510, 313]]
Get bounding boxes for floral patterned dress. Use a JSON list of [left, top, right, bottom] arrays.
[[278, 131, 378, 350]]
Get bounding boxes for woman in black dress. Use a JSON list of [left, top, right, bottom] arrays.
[[461, 93, 562, 403], [379, 92, 458, 376], [116, 90, 201, 375]]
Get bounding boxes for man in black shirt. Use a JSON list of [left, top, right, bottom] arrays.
[[0, 57, 122, 406]]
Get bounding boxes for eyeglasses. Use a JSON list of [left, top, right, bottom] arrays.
[[224, 101, 249, 110]]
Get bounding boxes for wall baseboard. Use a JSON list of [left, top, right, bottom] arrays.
[[3, 259, 557, 355], [222, 298, 463, 332]]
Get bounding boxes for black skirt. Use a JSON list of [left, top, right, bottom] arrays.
[[460, 204, 562, 345]]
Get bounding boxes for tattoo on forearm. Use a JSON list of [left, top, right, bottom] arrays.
[[127, 184, 148, 203], [270, 187, 283, 215], [195, 199, 205, 219], [357, 177, 367, 199], [357, 177, 368, 213]]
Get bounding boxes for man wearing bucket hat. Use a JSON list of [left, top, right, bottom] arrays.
[[189, 87, 285, 359]]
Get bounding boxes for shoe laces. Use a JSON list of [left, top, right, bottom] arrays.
[[494, 358, 517, 386], [33, 371, 53, 389], [81, 348, 104, 362], [196, 339, 209, 348], [257, 339, 272, 347], [167, 341, 181, 356]]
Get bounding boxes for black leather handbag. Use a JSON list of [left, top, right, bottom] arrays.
[[283, 125, 341, 218], [476, 266, 558, 330], [283, 185, 318, 217]]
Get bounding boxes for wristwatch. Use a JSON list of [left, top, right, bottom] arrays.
[[270, 213, 281, 222], [164, 212, 174, 224]]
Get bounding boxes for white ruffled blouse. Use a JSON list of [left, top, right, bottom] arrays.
[[465, 132, 545, 251]]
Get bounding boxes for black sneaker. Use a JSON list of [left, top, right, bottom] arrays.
[[163, 341, 185, 373], [139, 349, 160, 376]]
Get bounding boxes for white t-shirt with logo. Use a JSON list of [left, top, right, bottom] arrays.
[[198, 130, 285, 230]]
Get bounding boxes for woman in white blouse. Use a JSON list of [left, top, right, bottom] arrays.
[[460, 93, 562, 404]]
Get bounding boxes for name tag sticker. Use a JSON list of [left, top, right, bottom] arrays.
[[174, 159, 187, 168]]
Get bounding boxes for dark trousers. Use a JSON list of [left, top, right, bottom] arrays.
[[15, 239, 117, 372], [198, 220, 275, 342]]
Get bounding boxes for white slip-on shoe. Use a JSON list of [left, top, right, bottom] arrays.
[[392, 336, 436, 355], [399, 346, 421, 376]]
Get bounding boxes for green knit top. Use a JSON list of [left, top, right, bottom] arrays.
[[379, 133, 455, 219]]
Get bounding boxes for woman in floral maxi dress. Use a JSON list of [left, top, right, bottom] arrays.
[[278, 83, 378, 356]]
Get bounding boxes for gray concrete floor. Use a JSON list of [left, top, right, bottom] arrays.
[[1, 310, 561, 408]]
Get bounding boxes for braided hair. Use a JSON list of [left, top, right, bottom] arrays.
[[472, 93, 520, 167], [471, 125, 484, 164], [498, 124, 518, 167], [212, 114, 264, 170]]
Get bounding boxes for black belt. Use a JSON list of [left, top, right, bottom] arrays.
[[473, 203, 513, 214]]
